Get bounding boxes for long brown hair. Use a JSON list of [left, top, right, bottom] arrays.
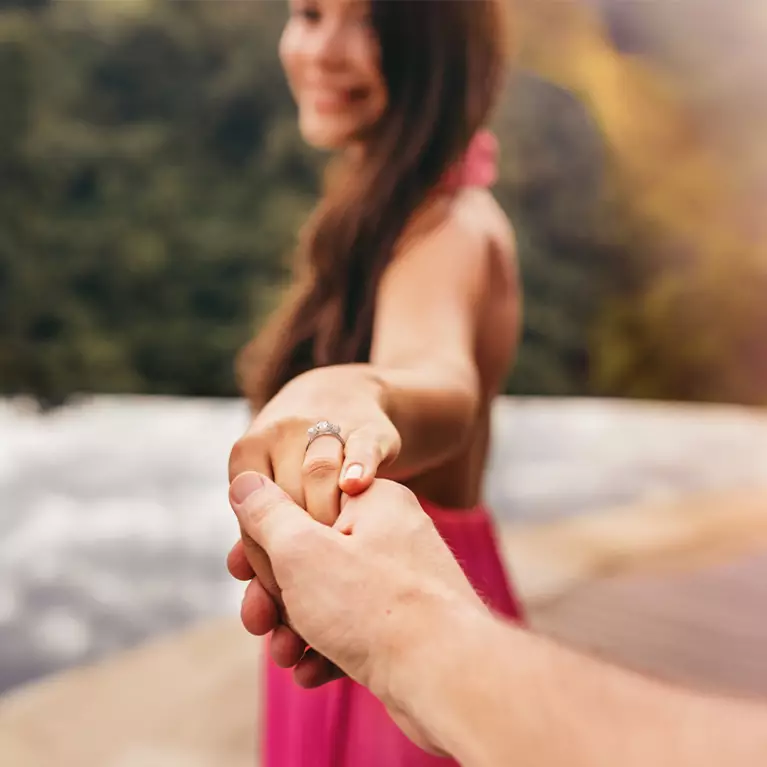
[[239, 0, 509, 408]]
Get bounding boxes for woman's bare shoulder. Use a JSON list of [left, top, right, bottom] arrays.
[[387, 189, 519, 332], [453, 188, 517, 274], [400, 188, 516, 268]]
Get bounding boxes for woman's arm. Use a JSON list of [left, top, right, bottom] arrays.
[[363, 204, 516, 480], [227, 203, 517, 618]]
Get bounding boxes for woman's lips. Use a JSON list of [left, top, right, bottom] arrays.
[[309, 86, 368, 113]]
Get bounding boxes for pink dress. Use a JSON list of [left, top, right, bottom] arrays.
[[263, 132, 524, 767]]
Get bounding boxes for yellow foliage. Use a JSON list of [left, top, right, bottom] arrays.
[[511, 0, 767, 402]]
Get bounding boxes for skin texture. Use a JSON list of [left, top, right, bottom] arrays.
[[231, 472, 767, 767]]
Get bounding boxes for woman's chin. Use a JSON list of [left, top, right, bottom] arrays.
[[299, 118, 357, 153]]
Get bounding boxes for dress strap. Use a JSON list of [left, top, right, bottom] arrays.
[[441, 129, 499, 191]]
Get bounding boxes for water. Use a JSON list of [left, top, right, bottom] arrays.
[[2, 395, 766, 694]]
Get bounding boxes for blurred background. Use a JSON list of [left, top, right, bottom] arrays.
[[1, 0, 767, 763], [2, 0, 767, 407]]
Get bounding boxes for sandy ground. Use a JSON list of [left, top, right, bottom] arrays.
[[2, 487, 767, 767]]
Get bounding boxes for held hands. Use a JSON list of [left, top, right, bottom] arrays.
[[227, 365, 401, 681], [228, 473, 485, 754]]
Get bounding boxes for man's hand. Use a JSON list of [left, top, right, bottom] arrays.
[[229, 473, 767, 767], [228, 472, 486, 753]]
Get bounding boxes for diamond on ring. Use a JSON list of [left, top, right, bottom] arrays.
[[306, 420, 345, 451]]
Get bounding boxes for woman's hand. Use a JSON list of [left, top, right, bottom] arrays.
[[227, 364, 401, 681], [228, 364, 401, 521]]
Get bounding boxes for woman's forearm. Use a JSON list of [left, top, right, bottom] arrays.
[[366, 362, 480, 479], [242, 362, 478, 486]]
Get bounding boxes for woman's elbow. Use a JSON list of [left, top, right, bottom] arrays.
[[423, 372, 481, 450]]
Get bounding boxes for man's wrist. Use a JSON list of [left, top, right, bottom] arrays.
[[373, 587, 499, 764], [382, 598, 767, 767]]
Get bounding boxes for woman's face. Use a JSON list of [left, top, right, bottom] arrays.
[[280, 0, 388, 150]]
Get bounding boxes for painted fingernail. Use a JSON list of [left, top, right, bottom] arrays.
[[343, 463, 364, 481], [231, 472, 265, 504]]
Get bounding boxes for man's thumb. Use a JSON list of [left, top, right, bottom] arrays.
[[229, 472, 314, 556]]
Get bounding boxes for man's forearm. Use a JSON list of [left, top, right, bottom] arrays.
[[390, 602, 767, 767]]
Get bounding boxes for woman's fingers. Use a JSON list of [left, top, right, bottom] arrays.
[[301, 434, 344, 526], [271, 437, 346, 680], [271, 437, 307, 511], [338, 428, 386, 496], [228, 435, 272, 484]]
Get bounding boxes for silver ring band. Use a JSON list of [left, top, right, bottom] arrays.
[[306, 421, 345, 452]]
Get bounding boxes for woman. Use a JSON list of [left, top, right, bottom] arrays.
[[227, 0, 523, 764]]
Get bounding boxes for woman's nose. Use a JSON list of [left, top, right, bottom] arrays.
[[308, 21, 348, 69]]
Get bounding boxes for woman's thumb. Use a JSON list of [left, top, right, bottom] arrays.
[[339, 430, 385, 495]]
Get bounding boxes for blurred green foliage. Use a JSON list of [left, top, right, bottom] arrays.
[[0, 0, 763, 408]]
